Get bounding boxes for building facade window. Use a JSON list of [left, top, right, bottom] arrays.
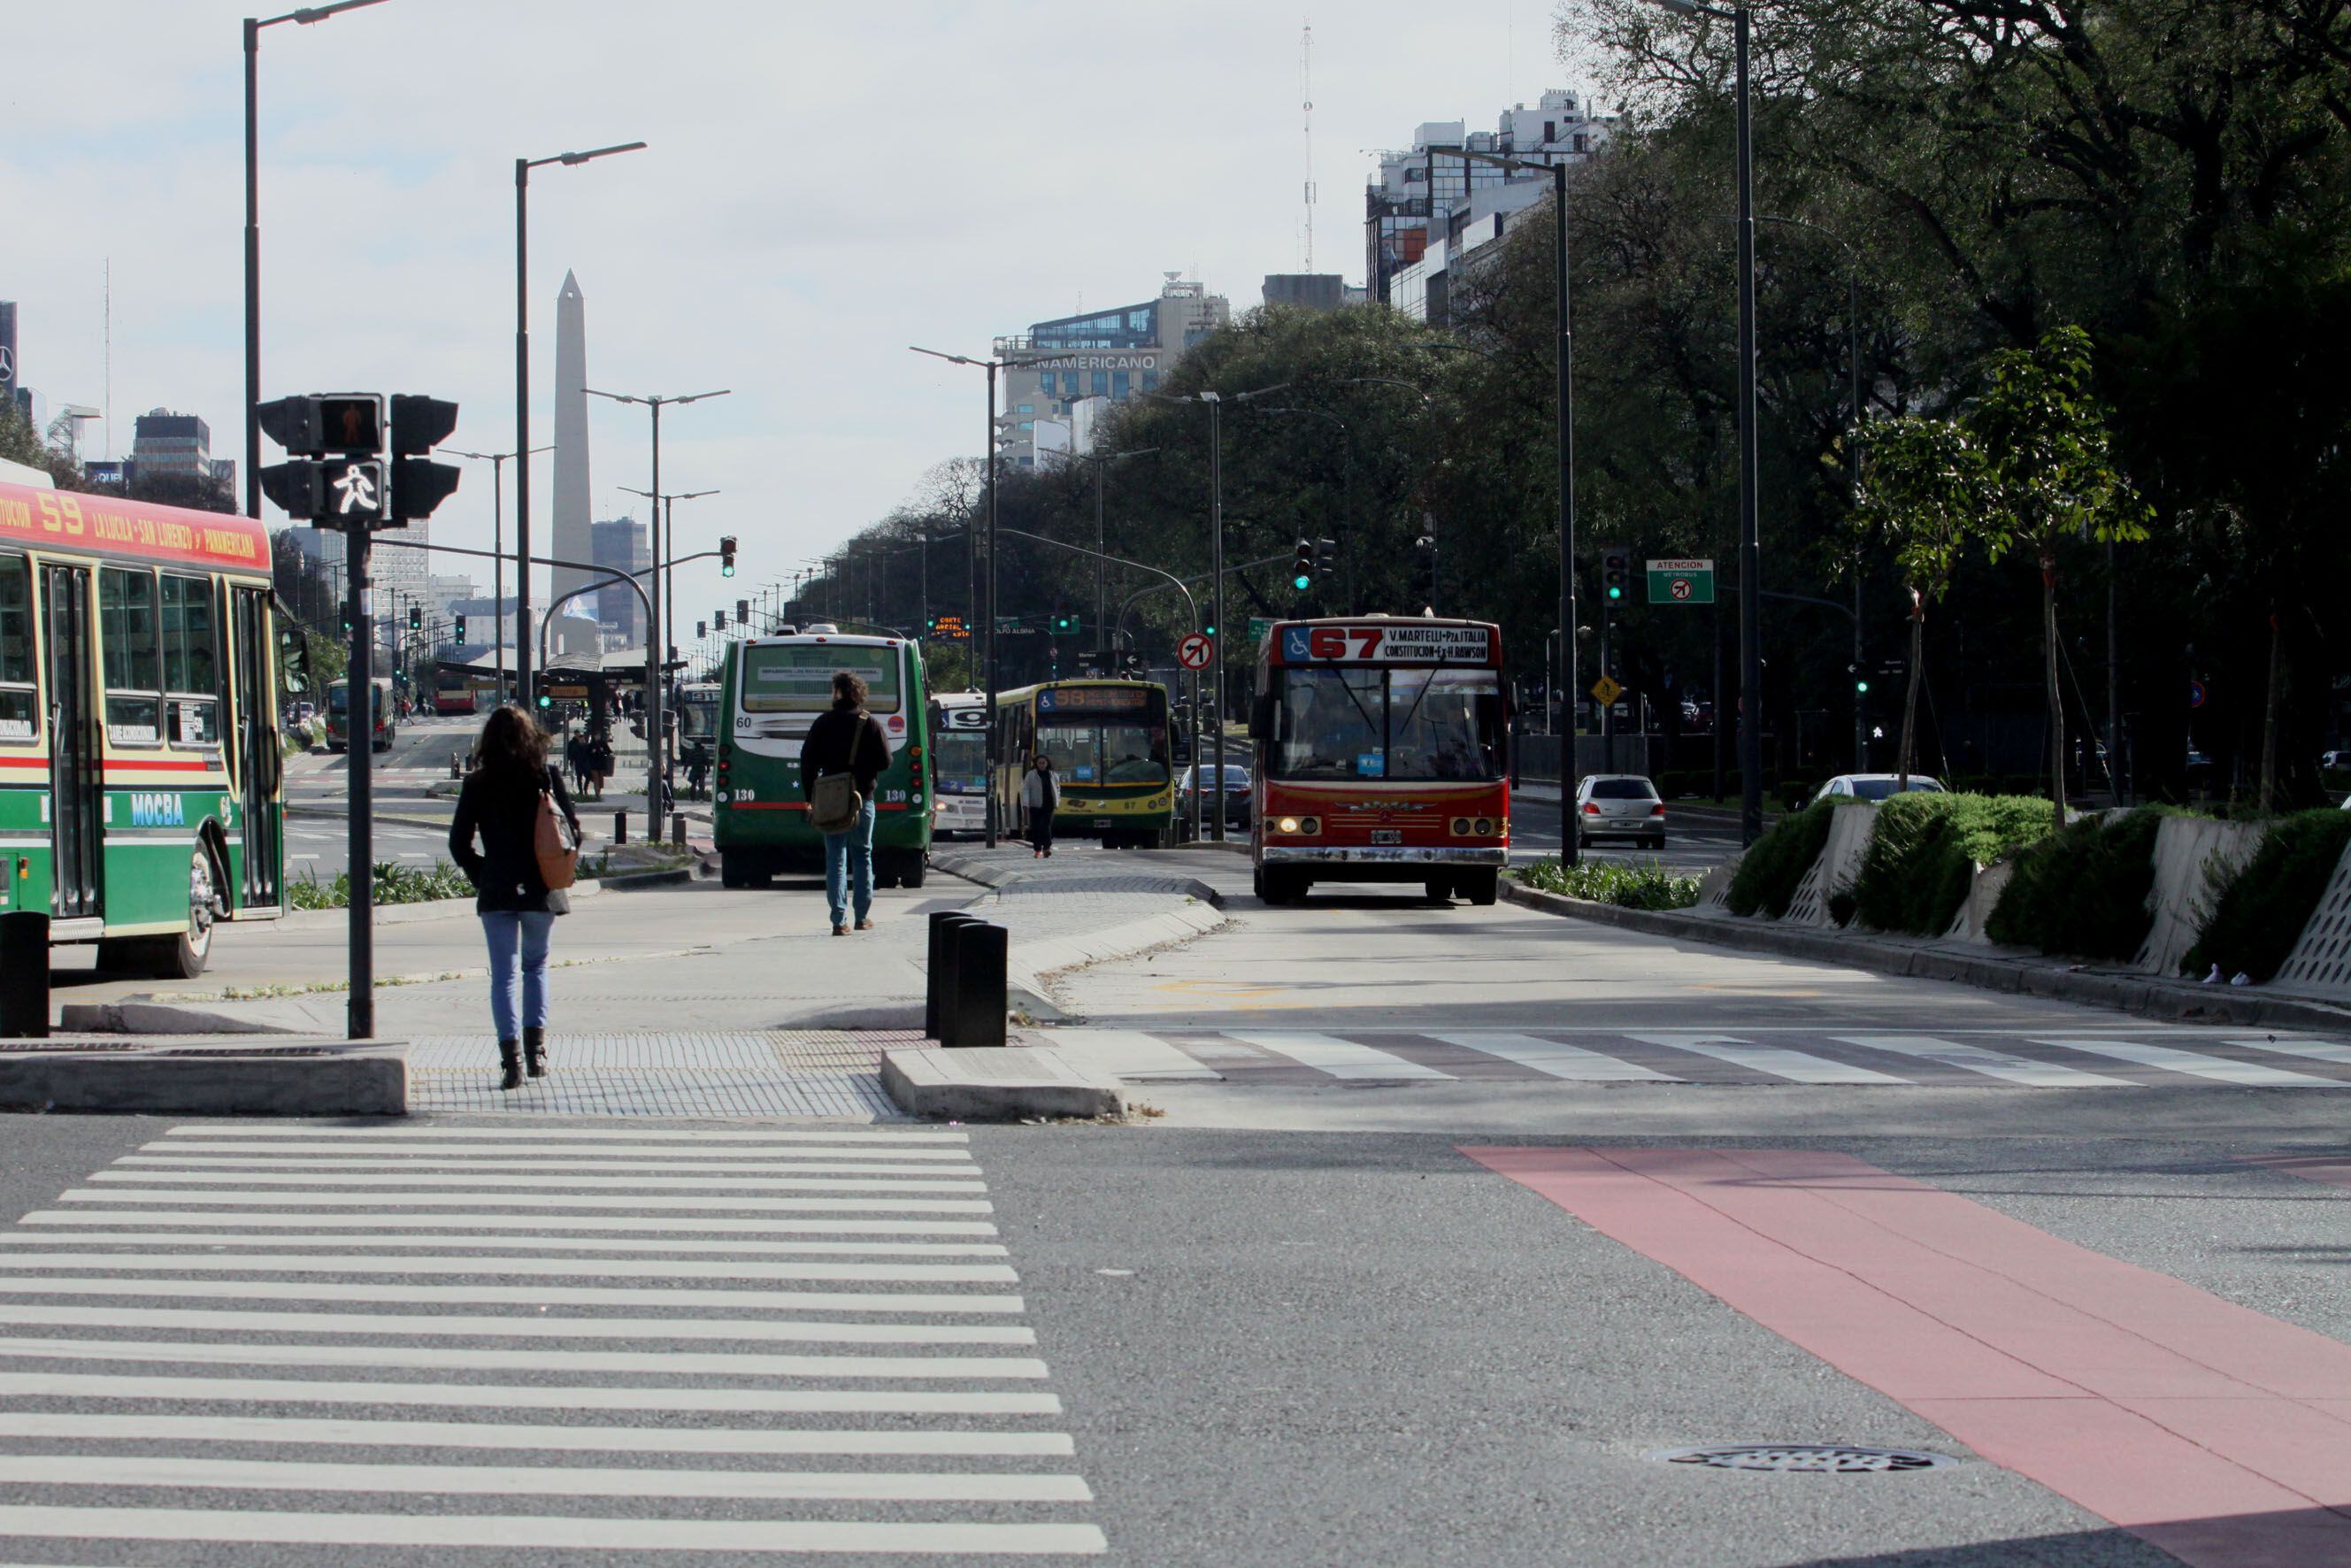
[[1110, 372, 1131, 400], [1017, 404, 1034, 415], [1141, 371, 1160, 395], [98, 566, 161, 744], [1091, 371, 1110, 397]]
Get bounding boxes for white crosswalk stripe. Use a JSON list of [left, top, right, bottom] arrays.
[[1425, 1032, 1677, 1081], [2024, 1035, 2338, 1086], [1624, 1032, 1907, 1085], [0, 1126, 1107, 1560], [1832, 1034, 2132, 1088], [1225, 1031, 1455, 1080]]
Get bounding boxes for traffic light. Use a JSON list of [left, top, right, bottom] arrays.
[[714, 610, 727, 631], [736, 598, 749, 624], [696, 620, 707, 639], [407, 605, 421, 633], [1851, 664, 1871, 695], [1601, 547, 1631, 603], [719, 536, 737, 577], [452, 612, 466, 642], [535, 690, 551, 710], [1291, 538, 1314, 592], [257, 394, 385, 525], [388, 395, 461, 525], [1051, 611, 1079, 634], [1314, 537, 1336, 579]]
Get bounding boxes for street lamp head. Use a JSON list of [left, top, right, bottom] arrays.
[[674, 389, 732, 407], [582, 388, 641, 406], [287, 0, 389, 24], [560, 142, 648, 165], [1196, 390, 1222, 404], [909, 346, 980, 368]]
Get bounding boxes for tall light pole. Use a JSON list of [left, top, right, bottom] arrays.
[[243, 0, 390, 524], [513, 139, 646, 710], [449, 444, 550, 701], [1051, 447, 1157, 660], [620, 484, 720, 765]]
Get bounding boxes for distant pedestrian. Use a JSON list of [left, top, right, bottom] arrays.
[[1021, 754, 1060, 858], [449, 704, 581, 1090], [798, 670, 889, 935], [588, 728, 614, 800], [565, 730, 588, 796]]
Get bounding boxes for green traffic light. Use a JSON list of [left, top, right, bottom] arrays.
[[1856, 680, 1871, 694], [1607, 586, 1623, 600], [1292, 573, 1311, 591]]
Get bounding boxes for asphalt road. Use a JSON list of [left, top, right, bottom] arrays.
[[285, 715, 479, 872]]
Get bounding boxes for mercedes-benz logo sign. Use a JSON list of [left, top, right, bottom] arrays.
[[0, 346, 14, 382]]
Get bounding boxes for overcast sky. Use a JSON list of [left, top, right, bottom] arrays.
[[5, 1, 1594, 610]]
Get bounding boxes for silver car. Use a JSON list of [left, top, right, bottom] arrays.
[[1575, 773, 1666, 849]]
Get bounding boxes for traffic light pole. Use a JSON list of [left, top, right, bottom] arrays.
[[342, 524, 376, 1040]]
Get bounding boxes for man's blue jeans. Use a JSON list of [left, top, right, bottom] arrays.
[[824, 798, 876, 929], [480, 911, 556, 1041]]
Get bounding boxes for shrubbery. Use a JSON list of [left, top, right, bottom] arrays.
[[1848, 793, 2052, 935], [288, 859, 475, 911], [2182, 809, 2351, 981], [1986, 806, 2163, 959], [1518, 857, 1701, 911], [1727, 800, 1837, 918]]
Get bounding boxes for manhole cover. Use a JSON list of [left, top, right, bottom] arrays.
[[1647, 1444, 1956, 1472]]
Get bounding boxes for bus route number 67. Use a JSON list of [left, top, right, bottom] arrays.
[[1308, 626, 1384, 661]]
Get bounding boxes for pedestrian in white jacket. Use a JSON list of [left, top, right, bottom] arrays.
[[1020, 755, 1061, 858]]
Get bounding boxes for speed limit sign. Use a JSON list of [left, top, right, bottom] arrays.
[[1177, 633, 1214, 671]]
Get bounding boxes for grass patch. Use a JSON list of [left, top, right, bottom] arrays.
[[1849, 793, 2052, 936], [1986, 806, 2164, 959], [2182, 808, 2351, 982], [1727, 799, 1837, 917], [1518, 857, 1702, 911], [288, 859, 475, 911]]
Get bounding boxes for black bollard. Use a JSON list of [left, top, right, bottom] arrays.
[[930, 914, 980, 1044], [948, 920, 1009, 1049], [0, 911, 50, 1040], [612, 811, 627, 847]]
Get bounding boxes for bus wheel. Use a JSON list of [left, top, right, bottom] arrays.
[[1424, 878, 1451, 903], [111, 849, 219, 979], [1264, 867, 1309, 905], [1463, 868, 1500, 907], [897, 854, 927, 890], [719, 849, 766, 890]]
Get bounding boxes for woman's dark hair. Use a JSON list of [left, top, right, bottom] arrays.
[[1033, 754, 1052, 770], [832, 671, 868, 708], [475, 703, 549, 774]]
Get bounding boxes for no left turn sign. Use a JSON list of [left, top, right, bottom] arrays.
[[1177, 634, 1214, 671]]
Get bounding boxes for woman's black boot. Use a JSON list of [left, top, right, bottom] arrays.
[[498, 1040, 523, 1091], [524, 1027, 548, 1079]]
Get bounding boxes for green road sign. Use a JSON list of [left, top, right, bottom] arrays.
[[1646, 558, 1717, 605], [1248, 618, 1272, 644]]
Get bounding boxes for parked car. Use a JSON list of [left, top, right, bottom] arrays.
[[1178, 764, 1253, 831], [1575, 773, 1666, 849], [1813, 773, 1947, 803]]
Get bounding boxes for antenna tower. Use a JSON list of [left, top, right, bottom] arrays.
[[1301, 19, 1317, 272]]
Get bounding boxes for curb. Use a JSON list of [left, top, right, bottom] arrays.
[[880, 1045, 1126, 1120], [929, 852, 1229, 908], [0, 1037, 406, 1117], [1499, 879, 2351, 1032]]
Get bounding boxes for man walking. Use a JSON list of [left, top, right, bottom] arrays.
[[799, 671, 890, 935]]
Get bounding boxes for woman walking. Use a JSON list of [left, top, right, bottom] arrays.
[[798, 671, 889, 935], [449, 704, 581, 1090], [588, 726, 615, 801], [1021, 753, 1060, 858]]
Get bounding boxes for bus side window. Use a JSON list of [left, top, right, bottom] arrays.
[[0, 555, 35, 745], [161, 573, 222, 749], [98, 566, 163, 746]]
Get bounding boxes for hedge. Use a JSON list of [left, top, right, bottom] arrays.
[[1726, 799, 1837, 918], [1986, 806, 2163, 960], [2181, 809, 2351, 982], [1518, 857, 1701, 911], [1848, 793, 2052, 936]]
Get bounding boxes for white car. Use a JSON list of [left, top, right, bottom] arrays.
[[1814, 773, 1947, 803], [1575, 774, 1666, 849]]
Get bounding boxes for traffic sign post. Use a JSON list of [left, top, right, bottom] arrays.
[[1646, 558, 1717, 605], [1177, 633, 1214, 672], [1590, 673, 1625, 707]]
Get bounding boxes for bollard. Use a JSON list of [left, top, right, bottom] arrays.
[[0, 911, 50, 1040], [947, 920, 1009, 1049], [612, 811, 627, 847], [926, 912, 980, 1041], [671, 812, 687, 849], [449, 751, 463, 780]]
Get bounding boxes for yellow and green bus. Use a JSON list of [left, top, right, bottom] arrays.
[[992, 679, 1176, 849], [712, 626, 933, 888], [0, 476, 288, 978]]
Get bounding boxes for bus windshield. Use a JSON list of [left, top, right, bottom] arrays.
[[932, 731, 987, 794], [678, 688, 720, 741], [1269, 666, 1504, 781], [741, 645, 900, 715], [1042, 719, 1168, 786]]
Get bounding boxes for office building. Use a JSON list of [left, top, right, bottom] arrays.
[[590, 516, 650, 645], [129, 411, 212, 478], [1261, 274, 1365, 312], [993, 273, 1230, 467]]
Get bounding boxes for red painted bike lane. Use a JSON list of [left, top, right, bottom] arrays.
[[1465, 1145, 2351, 1568]]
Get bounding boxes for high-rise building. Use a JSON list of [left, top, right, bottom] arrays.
[[129, 410, 211, 477], [589, 516, 649, 646], [0, 303, 18, 421], [1365, 89, 1613, 308], [993, 274, 1230, 468]]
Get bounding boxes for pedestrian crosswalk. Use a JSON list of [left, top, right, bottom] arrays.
[[1048, 1026, 2351, 1090], [0, 1125, 1106, 1558]]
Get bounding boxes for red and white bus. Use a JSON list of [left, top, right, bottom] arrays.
[[1247, 616, 1510, 906]]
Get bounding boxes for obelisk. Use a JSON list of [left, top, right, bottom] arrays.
[[549, 271, 595, 656]]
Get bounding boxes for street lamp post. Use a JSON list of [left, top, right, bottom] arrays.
[[243, 0, 390, 524], [449, 444, 550, 701], [621, 483, 720, 776], [513, 139, 646, 711]]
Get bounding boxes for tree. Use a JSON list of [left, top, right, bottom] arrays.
[[1971, 327, 2150, 831], [1853, 417, 1989, 788]]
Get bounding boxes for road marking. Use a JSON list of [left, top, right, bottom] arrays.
[[1625, 1033, 1904, 1085], [1466, 1146, 2351, 1567], [0, 1253, 1014, 1283], [122, 1155, 972, 1176], [86, 1170, 990, 1193], [0, 1411, 1073, 1457], [20, 1209, 997, 1234], [1043, 1029, 1224, 1080], [0, 1278, 1018, 1312], [0, 1231, 1007, 1257], [0, 1372, 1063, 1416], [0, 1335, 1048, 1380], [2026, 1036, 2338, 1087], [2222, 1036, 2351, 1071], [0, 1305, 1033, 1344], [164, 1125, 968, 1142], [1425, 1033, 1678, 1082], [1225, 1031, 1456, 1080], [0, 1509, 1110, 1555], [146, 1140, 978, 1161], [1833, 1034, 2132, 1088], [60, 1190, 995, 1213]]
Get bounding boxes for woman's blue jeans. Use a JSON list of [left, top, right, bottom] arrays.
[[480, 911, 556, 1041], [824, 799, 876, 928]]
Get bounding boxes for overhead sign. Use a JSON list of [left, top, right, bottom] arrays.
[[1277, 623, 1495, 665], [1247, 618, 1272, 644], [1176, 633, 1214, 671], [1590, 673, 1625, 706], [1647, 558, 1716, 605], [929, 613, 970, 642]]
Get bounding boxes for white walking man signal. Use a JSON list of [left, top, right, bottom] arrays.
[[332, 462, 379, 517]]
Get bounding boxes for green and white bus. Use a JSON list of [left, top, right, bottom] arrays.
[[992, 679, 1176, 849], [324, 676, 393, 753], [713, 626, 933, 888], [0, 474, 288, 979], [927, 690, 988, 840]]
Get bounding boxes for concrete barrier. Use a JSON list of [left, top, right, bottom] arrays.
[[2272, 840, 2351, 1001], [881, 1046, 1126, 1120], [0, 1037, 406, 1116], [2134, 815, 2264, 977]]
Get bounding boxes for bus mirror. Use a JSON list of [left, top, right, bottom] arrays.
[[1248, 693, 1276, 744], [279, 623, 314, 696]]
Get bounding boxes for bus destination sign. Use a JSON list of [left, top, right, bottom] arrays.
[[1038, 685, 1151, 714], [1278, 623, 1494, 665]]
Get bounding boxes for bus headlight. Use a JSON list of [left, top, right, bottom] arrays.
[[1276, 816, 1302, 834], [1270, 816, 1318, 836]]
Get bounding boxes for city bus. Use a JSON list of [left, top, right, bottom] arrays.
[[0, 475, 288, 978], [713, 626, 932, 888], [325, 677, 394, 753], [991, 679, 1175, 849], [433, 664, 501, 716], [677, 680, 722, 749], [928, 690, 989, 839], [1248, 616, 1510, 905]]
